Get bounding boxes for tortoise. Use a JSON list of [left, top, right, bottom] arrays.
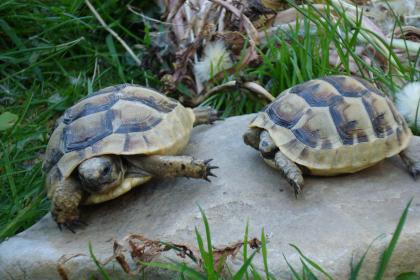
[[243, 75, 419, 196], [43, 84, 218, 231]]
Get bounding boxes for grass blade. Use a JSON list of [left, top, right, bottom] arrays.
[[301, 259, 320, 280], [142, 261, 207, 279], [88, 242, 111, 280], [284, 254, 303, 280], [374, 199, 413, 280], [289, 244, 334, 280], [395, 272, 419, 280], [198, 206, 216, 279], [350, 234, 385, 280], [232, 250, 258, 280], [261, 227, 270, 279], [243, 220, 250, 280]]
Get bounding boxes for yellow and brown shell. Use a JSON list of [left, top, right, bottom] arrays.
[[43, 84, 195, 203], [250, 75, 412, 175]]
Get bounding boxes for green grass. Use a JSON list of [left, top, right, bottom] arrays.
[[0, 0, 418, 244], [0, 0, 158, 240], [88, 200, 417, 279]]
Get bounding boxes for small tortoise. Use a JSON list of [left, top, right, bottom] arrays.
[[43, 84, 218, 231], [244, 75, 419, 195]]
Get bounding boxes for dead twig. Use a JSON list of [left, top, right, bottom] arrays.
[[194, 80, 275, 105], [85, 0, 142, 66]]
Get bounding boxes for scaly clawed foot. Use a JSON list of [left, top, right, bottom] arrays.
[[52, 203, 86, 233], [57, 219, 87, 233], [289, 179, 303, 198], [193, 107, 219, 125], [202, 158, 219, 182], [400, 151, 420, 180], [408, 162, 420, 180]]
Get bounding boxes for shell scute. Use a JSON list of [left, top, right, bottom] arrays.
[[266, 93, 309, 128], [291, 108, 339, 149], [63, 93, 117, 124], [291, 80, 343, 107], [361, 93, 395, 138], [322, 76, 370, 98], [329, 97, 374, 146], [111, 100, 163, 134], [63, 110, 114, 152]]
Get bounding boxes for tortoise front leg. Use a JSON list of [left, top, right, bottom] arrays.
[[273, 151, 304, 197], [400, 150, 420, 179], [256, 130, 304, 196], [51, 177, 85, 232], [125, 155, 218, 181]]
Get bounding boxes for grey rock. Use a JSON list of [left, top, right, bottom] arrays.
[[1, 114, 420, 279]]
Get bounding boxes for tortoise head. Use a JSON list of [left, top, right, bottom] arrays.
[[77, 155, 124, 194]]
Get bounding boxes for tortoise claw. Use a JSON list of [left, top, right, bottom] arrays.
[[408, 162, 420, 180], [399, 152, 420, 181], [286, 177, 303, 198], [410, 169, 419, 180], [209, 109, 219, 124], [208, 171, 217, 178], [64, 223, 76, 234], [73, 220, 88, 226], [292, 182, 302, 198], [203, 159, 219, 182], [56, 219, 87, 233]]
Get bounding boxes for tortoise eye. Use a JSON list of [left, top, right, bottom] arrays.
[[102, 166, 111, 175]]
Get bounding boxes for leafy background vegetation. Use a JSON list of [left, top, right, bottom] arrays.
[[0, 0, 159, 239]]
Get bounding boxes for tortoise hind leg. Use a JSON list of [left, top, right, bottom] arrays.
[[399, 150, 420, 179], [192, 107, 218, 126], [125, 155, 218, 182]]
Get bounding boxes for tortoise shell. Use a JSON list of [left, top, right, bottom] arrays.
[[43, 84, 195, 203], [250, 75, 412, 175]]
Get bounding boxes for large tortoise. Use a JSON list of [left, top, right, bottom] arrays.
[[43, 84, 218, 231], [243, 75, 419, 195]]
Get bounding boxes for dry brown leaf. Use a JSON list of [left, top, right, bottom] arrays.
[[394, 26, 420, 42], [57, 254, 86, 280], [113, 240, 132, 274], [110, 233, 260, 275], [210, 0, 260, 45]]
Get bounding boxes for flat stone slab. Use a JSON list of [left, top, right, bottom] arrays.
[[1, 114, 420, 279]]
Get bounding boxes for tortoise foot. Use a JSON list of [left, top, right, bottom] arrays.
[[408, 162, 420, 180], [52, 206, 85, 233], [57, 219, 87, 233], [399, 151, 420, 180], [193, 106, 219, 126], [202, 158, 219, 182], [288, 179, 303, 198]]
